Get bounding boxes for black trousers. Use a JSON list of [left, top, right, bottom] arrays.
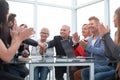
[[0, 70, 24, 80], [55, 67, 66, 80], [7, 64, 29, 78]]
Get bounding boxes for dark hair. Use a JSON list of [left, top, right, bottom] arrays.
[[8, 13, 16, 24], [82, 24, 88, 27], [19, 24, 28, 28], [0, 0, 9, 25], [0, 0, 9, 47]]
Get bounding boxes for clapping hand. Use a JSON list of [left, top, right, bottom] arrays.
[[98, 23, 110, 37], [10, 25, 35, 42], [79, 40, 88, 48], [72, 32, 80, 44]]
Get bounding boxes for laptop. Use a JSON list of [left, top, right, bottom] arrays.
[[60, 39, 95, 61], [61, 39, 76, 58]]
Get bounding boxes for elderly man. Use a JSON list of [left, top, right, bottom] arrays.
[[40, 25, 73, 80]]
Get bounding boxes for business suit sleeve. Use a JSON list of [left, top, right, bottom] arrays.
[[47, 36, 57, 48], [103, 33, 120, 60], [47, 36, 67, 56], [47, 40, 55, 48], [22, 39, 38, 47]]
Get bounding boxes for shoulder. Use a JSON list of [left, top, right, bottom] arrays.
[[54, 35, 60, 38], [54, 35, 62, 39]]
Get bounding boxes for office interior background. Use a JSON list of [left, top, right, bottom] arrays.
[[7, 0, 120, 40]]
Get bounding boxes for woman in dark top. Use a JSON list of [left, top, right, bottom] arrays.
[[0, 0, 34, 79], [98, 7, 120, 80]]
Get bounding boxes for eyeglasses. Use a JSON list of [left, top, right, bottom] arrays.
[[40, 32, 49, 35]]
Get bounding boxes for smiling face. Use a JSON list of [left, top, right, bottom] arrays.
[[89, 20, 99, 34], [82, 24, 92, 38], [40, 28, 49, 41], [60, 25, 70, 39], [88, 16, 99, 35]]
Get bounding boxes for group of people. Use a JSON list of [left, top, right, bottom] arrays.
[[7, 12, 52, 80], [38, 6, 120, 80], [1, 0, 120, 80]]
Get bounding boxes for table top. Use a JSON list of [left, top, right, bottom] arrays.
[[2, 56, 117, 65], [9, 56, 95, 64]]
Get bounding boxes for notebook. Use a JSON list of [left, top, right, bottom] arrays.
[[61, 39, 76, 58], [55, 39, 95, 62], [60, 39, 95, 60]]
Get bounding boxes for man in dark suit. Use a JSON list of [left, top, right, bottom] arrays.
[[40, 25, 73, 80]]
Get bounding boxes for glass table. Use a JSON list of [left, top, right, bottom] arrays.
[[29, 56, 95, 80]]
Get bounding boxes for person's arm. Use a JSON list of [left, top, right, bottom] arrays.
[[40, 36, 60, 50], [98, 23, 118, 60], [0, 38, 22, 63], [103, 33, 120, 60], [47, 39, 55, 48], [23, 39, 38, 47], [0, 27, 34, 63], [73, 43, 86, 57]]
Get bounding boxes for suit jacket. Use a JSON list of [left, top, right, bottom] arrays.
[[23, 39, 38, 47], [47, 35, 73, 56]]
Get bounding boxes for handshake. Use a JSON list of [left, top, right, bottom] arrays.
[[38, 42, 47, 55]]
